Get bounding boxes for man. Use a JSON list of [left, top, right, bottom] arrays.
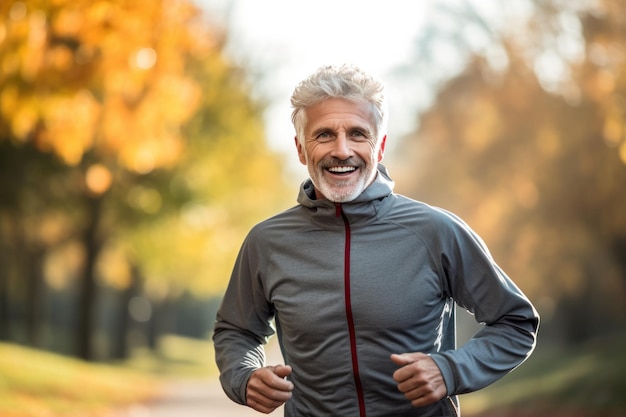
[[213, 64, 539, 416]]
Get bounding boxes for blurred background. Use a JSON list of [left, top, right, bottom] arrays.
[[0, 0, 624, 416]]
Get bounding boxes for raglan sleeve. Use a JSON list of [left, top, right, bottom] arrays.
[[428, 210, 540, 396], [212, 230, 276, 405]]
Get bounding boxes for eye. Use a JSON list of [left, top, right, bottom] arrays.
[[349, 129, 369, 140], [315, 131, 333, 142]]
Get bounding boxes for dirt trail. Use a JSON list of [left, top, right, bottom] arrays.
[[114, 340, 285, 417], [113, 378, 283, 417]]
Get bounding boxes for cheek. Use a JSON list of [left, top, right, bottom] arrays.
[[364, 142, 379, 162], [304, 143, 325, 162]]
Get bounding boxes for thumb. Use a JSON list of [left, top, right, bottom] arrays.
[[390, 352, 428, 366], [273, 364, 292, 378]]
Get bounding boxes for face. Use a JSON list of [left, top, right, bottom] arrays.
[[295, 97, 386, 202]]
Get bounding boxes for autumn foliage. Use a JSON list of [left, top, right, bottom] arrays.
[[395, 0, 626, 343], [0, 0, 291, 360], [0, 0, 208, 171]]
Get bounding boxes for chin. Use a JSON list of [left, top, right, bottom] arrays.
[[322, 185, 365, 203], [311, 169, 371, 202]]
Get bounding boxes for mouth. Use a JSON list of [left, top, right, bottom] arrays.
[[326, 166, 358, 176]]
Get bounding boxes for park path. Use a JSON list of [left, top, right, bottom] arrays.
[[114, 378, 283, 417], [113, 339, 285, 417]]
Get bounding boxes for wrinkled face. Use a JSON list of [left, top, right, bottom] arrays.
[[295, 98, 386, 202]]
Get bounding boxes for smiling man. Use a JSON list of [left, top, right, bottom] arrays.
[[295, 96, 385, 202], [213, 64, 539, 416]]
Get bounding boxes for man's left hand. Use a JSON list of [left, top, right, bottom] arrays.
[[390, 352, 447, 408]]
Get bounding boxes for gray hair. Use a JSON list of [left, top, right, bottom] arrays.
[[290, 64, 388, 144]]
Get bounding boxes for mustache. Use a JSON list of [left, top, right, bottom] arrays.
[[320, 157, 363, 168]]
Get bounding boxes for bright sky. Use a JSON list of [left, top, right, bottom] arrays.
[[194, 0, 532, 174], [196, 1, 432, 153]]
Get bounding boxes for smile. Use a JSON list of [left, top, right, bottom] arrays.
[[327, 166, 357, 174]]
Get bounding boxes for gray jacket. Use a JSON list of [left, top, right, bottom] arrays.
[[213, 165, 539, 416]]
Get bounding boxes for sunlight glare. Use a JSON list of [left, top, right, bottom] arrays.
[[134, 48, 157, 70], [9, 2, 26, 21], [85, 163, 112, 195]]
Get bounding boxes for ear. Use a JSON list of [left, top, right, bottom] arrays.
[[295, 136, 307, 165], [293, 136, 306, 165], [377, 135, 387, 162]]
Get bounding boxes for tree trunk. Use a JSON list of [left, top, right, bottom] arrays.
[[147, 295, 174, 352], [0, 216, 10, 341], [110, 265, 141, 360], [77, 195, 103, 361], [24, 248, 44, 347], [0, 258, 8, 341]]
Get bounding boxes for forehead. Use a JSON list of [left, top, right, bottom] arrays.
[[304, 98, 375, 132]]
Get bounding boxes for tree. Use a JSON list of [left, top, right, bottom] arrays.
[[394, 0, 626, 343], [0, 0, 291, 359]]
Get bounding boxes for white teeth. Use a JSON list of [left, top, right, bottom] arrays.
[[328, 166, 356, 173]]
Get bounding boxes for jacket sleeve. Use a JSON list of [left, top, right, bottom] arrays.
[[212, 233, 275, 405], [429, 210, 540, 396]]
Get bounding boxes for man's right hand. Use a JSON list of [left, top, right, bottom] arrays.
[[246, 364, 293, 414]]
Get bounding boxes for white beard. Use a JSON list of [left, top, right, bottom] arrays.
[[308, 164, 375, 203]]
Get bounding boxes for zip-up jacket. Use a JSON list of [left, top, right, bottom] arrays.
[[213, 165, 539, 416]]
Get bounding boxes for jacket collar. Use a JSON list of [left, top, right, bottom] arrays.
[[297, 164, 395, 223]]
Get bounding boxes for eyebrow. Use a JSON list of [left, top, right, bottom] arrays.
[[310, 127, 330, 138], [310, 125, 373, 138]]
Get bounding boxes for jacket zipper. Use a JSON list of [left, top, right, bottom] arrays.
[[336, 203, 367, 417]]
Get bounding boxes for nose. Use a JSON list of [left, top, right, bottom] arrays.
[[331, 133, 353, 160]]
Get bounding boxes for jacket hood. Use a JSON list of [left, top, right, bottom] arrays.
[[296, 164, 395, 223]]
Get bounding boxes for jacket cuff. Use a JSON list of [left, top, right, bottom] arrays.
[[430, 353, 456, 396], [238, 371, 253, 405], [219, 368, 254, 405]]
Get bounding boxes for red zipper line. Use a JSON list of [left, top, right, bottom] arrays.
[[336, 203, 367, 417]]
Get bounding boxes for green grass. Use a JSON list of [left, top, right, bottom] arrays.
[[0, 342, 164, 416], [0, 335, 218, 417], [460, 332, 626, 416]]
